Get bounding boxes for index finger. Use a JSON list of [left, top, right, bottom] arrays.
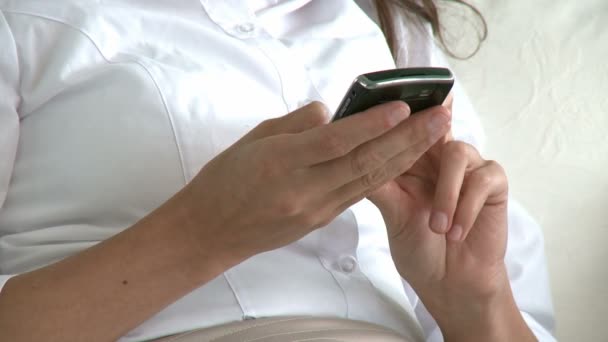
[[285, 101, 410, 167]]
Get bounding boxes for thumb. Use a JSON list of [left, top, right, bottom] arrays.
[[237, 101, 329, 145]]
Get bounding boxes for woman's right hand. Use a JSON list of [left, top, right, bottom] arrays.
[[179, 101, 451, 266]]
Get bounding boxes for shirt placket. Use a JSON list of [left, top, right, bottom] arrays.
[[200, 0, 324, 111], [239, 23, 365, 321], [199, 0, 360, 319]]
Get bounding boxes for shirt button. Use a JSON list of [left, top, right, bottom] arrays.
[[338, 255, 358, 274], [236, 22, 256, 34]]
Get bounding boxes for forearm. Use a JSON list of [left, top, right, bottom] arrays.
[[0, 191, 233, 342], [431, 279, 537, 342]]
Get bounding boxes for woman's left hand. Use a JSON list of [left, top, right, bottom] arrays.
[[368, 114, 535, 341]]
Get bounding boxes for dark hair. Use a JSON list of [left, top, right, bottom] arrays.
[[374, 0, 487, 59]]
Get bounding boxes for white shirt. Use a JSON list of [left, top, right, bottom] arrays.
[[0, 0, 555, 341]]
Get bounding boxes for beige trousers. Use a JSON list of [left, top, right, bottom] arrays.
[[150, 316, 411, 342]]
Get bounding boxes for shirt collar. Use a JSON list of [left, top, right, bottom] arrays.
[[199, 0, 312, 38]]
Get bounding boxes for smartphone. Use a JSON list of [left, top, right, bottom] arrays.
[[331, 67, 454, 121]]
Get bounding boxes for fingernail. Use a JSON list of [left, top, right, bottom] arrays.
[[389, 104, 410, 126], [429, 212, 448, 233], [427, 112, 449, 134], [447, 224, 463, 241]]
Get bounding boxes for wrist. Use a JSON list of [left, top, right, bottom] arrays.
[[154, 188, 244, 282], [429, 276, 536, 342]]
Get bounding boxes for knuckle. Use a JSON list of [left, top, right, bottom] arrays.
[[474, 172, 494, 188], [376, 102, 410, 130], [307, 101, 330, 118], [275, 196, 303, 217], [446, 140, 471, 157], [361, 167, 388, 188], [380, 115, 398, 131], [390, 153, 417, 175], [405, 118, 434, 143], [444, 189, 460, 205], [366, 167, 388, 187], [307, 108, 330, 127], [257, 118, 278, 132], [405, 139, 432, 160], [321, 132, 349, 157], [486, 160, 509, 187], [351, 149, 383, 176], [389, 101, 411, 117], [486, 160, 505, 175]]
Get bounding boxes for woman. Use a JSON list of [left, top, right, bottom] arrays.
[[0, 0, 555, 341]]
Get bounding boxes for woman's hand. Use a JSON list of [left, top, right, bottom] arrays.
[[178, 101, 451, 267], [368, 113, 536, 341]]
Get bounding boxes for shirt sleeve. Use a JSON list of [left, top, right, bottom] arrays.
[[0, 9, 21, 293], [505, 199, 557, 341]]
